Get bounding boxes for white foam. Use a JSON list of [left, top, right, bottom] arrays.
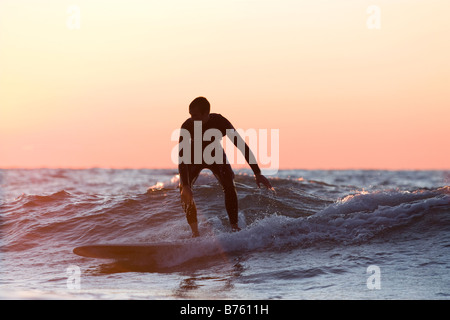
[[146, 189, 450, 268]]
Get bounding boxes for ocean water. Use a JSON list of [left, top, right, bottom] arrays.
[[0, 168, 449, 300]]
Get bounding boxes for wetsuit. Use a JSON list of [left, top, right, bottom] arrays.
[[178, 113, 261, 225]]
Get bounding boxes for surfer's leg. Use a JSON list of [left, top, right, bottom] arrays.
[[211, 164, 239, 228], [179, 165, 203, 237], [180, 185, 199, 237], [180, 196, 197, 224]]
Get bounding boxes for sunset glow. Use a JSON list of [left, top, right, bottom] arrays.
[[1, 0, 449, 170]]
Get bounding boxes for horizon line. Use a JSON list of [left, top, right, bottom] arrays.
[[1, 166, 449, 171]]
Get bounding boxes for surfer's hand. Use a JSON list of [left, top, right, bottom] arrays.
[[255, 174, 274, 191], [181, 185, 194, 205]]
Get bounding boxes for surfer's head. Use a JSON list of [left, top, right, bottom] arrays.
[[189, 97, 210, 123]]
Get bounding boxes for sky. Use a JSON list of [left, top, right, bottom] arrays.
[[1, 0, 449, 170]]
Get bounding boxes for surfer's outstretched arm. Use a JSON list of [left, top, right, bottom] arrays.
[[225, 121, 273, 190]]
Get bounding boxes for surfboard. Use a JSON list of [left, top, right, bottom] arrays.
[[73, 243, 186, 260]]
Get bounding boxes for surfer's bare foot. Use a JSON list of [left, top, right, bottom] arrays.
[[190, 222, 200, 238], [231, 223, 241, 232]]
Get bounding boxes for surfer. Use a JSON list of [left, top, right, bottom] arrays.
[[178, 97, 273, 237]]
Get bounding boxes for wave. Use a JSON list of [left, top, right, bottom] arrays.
[[144, 186, 450, 271], [83, 185, 450, 272], [0, 172, 450, 246], [2, 170, 449, 265]]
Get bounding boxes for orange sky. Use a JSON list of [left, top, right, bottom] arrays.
[[1, 0, 449, 170]]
